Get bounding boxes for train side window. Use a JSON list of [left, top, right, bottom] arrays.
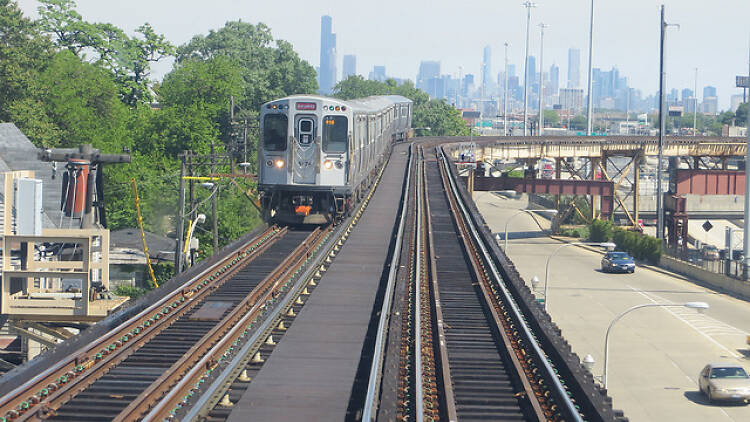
[[323, 116, 348, 153], [263, 114, 288, 151]]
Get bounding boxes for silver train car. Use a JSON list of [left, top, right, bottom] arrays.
[[258, 94, 413, 224]]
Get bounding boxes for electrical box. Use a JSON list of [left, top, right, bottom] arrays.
[[14, 178, 43, 236]]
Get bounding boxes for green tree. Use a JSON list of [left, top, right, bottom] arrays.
[[414, 99, 470, 136], [37, 0, 175, 106], [543, 110, 560, 126], [736, 102, 748, 126], [0, 0, 54, 122], [36, 50, 131, 149], [177, 21, 317, 112]]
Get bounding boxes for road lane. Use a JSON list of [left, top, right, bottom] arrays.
[[474, 191, 750, 422]]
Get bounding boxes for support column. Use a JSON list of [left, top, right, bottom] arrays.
[[591, 157, 601, 220], [633, 152, 641, 229], [555, 158, 562, 210]]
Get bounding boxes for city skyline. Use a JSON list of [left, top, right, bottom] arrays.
[[15, 0, 750, 110]]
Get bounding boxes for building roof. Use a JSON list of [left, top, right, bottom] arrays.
[[0, 123, 62, 228], [110, 228, 176, 263]]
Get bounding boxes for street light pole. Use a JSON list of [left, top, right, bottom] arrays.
[[538, 23, 549, 136], [503, 208, 558, 251], [543, 242, 615, 310], [504, 42, 510, 136], [585, 0, 595, 136], [522, 1, 536, 136], [656, 4, 667, 240], [602, 302, 709, 389]]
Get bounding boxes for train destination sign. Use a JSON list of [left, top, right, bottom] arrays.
[[296, 102, 317, 110]]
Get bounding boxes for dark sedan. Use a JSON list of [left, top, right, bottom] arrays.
[[601, 251, 635, 273]]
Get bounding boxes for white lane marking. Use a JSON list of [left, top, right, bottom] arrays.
[[627, 286, 743, 359]]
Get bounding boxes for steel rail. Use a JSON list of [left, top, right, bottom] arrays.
[[182, 141, 397, 422], [0, 226, 283, 421], [421, 149, 457, 422], [139, 228, 330, 421], [437, 148, 584, 422], [414, 154, 425, 422], [436, 151, 546, 420], [361, 144, 412, 421]]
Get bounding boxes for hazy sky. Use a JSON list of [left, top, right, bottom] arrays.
[[15, 0, 750, 109]]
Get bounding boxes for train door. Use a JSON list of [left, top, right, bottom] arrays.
[[293, 115, 318, 184]]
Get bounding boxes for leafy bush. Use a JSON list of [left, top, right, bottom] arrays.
[[113, 285, 149, 300], [611, 227, 662, 264], [588, 219, 612, 242]]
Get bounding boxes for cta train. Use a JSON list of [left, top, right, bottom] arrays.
[[258, 94, 412, 224]]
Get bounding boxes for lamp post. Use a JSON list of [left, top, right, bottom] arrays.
[[602, 301, 710, 389], [744, 35, 750, 279], [656, 5, 679, 240], [585, 0, 595, 136], [522, 1, 536, 136], [543, 241, 616, 310], [504, 42, 510, 136], [503, 208, 558, 251], [538, 23, 549, 136]]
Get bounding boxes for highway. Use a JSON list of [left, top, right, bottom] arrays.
[[475, 191, 750, 422]]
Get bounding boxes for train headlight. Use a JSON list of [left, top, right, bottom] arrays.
[[274, 159, 285, 168], [323, 160, 333, 170], [335, 160, 344, 169]]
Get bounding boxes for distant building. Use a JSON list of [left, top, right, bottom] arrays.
[[369, 66, 387, 82], [342, 55, 356, 80], [703, 86, 717, 99], [527, 55, 537, 85], [318, 15, 337, 94], [681, 88, 693, 101], [702, 96, 718, 115], [508, 64, 516, 78], [549, 64, 560, 95], [559, 88, 584, 113], [567, 48, 581, 88], [417, 61, 441, 94], [481, 45, 492, 96]]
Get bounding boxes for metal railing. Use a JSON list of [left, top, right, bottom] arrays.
[[663, 246, 745, 279]]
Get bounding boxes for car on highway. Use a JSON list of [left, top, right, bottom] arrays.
[[600, 251, 635, 273], [698, 363, 750, 403], [701, 245, 720, 261]]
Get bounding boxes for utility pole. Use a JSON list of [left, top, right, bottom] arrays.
[[504, 42, 509, 136], [522, 1, 536, 136], [175, 154, 186, 272], [538, 23, 549, 137], [586, 0, 595, 136], [210, 142, 219, 253]]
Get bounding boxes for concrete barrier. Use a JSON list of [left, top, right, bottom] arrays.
[[659, 255, 750, 301]]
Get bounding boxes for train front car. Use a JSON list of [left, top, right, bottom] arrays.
[[259, 95, 353, 224]]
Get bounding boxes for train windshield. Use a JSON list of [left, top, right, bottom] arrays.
[[322, 116, 348, 153], [263, 114, 288, 151]]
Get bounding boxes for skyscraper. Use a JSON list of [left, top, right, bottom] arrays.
[[417, 61, 441, 92], [528, 56, 537, 85], [567, 48, 581, 88], [319, 15, 337, 94], [481, 45, 492, 96], [703, 86, 717, 100], [549, 64, 560, 95], [369, 66, 386, 82], [342, 55, 356, 80]]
